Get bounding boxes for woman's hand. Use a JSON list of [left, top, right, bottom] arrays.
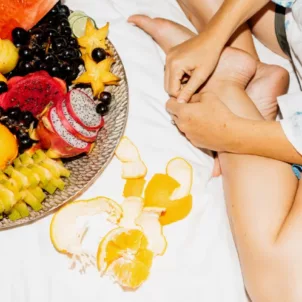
[[165, 32, 223, 103], [166, 92, 238, 151]]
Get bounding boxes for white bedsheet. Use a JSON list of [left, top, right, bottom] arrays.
[[0, 1, 300, 301]]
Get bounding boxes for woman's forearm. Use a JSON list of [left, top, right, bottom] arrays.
[[205, 0, 271, 45], [228, 118, 302, 165]]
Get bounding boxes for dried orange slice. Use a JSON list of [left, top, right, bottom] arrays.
[[97, 227, 153, 289], [115, 137, 147, 179], [123, 178, 146, 198], [166, 157, 193, 200], [136, 207, 167, 256], [144, 174, 193, 225], [119, 197, 143, 229], [50, 197, 122, 268]]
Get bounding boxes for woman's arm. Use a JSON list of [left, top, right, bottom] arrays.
[[228, 118, 302, 165], [165, 0, 271, 103]]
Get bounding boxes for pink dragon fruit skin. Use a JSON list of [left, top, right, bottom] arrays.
[[65, 89, 104, 131]]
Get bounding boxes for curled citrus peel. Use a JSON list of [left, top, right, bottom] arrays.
[[115, 137, 147, 179], [144, 172, 193, 225], [50, 197, 122, 271], [119, 197, 143, 229], [166, 158, 193, 200], [136, 207, 167, 256], [97, 227, 153, 289], [123, 178, 146, 198]]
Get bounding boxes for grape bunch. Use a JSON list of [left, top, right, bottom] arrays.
[[9, 1, 82, 84], [0, 107, 38, 153]]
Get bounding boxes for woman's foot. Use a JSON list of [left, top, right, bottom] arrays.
[[175, 2, 290, 120], [246, 62, 289, 120], [128, 15, 195, 53]]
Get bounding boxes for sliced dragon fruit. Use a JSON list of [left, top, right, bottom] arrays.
[[0, 71, 67, 116], [36, 106, 93, 159], [65, 89, 104, 131], [56, 98, 99, 143]]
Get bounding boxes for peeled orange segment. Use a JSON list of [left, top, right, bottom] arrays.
[[136, 207, 167, 256], [96, 227, 153, 281], [166, 158, 193, 200], [107, 257, 151, 289], [123, 178, 146, 198], [119, 197, 144, 229], [50, 197, 122, 270], [144, 174, 193, 225], [115, 137, 141, 163], [121, 160, 147, 179]]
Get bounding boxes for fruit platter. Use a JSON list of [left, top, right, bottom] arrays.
[[0, 1, 129, 229]]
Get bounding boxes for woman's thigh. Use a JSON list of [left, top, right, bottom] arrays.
[[249, 2, 289, 59]]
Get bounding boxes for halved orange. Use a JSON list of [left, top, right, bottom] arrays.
[[97, 227, 153, 289]]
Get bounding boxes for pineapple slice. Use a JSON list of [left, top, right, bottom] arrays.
[[14, 202, 29, 218], [16, 166, 40, 188], [21, 190, 42, 212], [4, 166, 29, 190], [0, 184, 18, 212], [9, 208, 21, 221]]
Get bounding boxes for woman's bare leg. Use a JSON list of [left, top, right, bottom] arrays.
[[177, 0, 289, 121], [127, 17, 302, 301]]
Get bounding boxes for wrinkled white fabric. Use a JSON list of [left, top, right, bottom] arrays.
[[0, 1, 299, 301]]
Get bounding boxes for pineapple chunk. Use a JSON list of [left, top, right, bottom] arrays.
[[14, 202, 29, 218], [0, 185, 18, 212], [4, 166, 29, 190], [21, 191, 42, 212], [9, 208, 21, 221]]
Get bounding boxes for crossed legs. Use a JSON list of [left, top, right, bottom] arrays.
[[128, 16, 302, 301]]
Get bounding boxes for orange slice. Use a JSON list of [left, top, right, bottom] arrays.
[[136, 207, 167, 256], [166, 157, 193, 200], [50, 197, 122, 268], [144, 174, 193, 225], [97, 227, 153, 289], [119, 197, 144, 229], [123, 178, 146, 198]]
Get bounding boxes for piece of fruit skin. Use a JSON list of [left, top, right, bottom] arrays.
[[123, 178, 146, 198], [14, 202, 29, 218], [9, 208, 21, 221]]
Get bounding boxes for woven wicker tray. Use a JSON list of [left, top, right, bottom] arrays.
[[0, 39, 129, 230]]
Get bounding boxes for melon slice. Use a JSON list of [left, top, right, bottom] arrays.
[[0, 0, 59, 40]]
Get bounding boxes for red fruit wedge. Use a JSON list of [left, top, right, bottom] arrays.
[[0, 71, 66, 117], [65, 89, 104, 131], [36, 106, 94, 159], [56, 98, 98, 143], [0, 0, 58, 40]]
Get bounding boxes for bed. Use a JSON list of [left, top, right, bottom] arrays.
[[0, 0, 299, 301]]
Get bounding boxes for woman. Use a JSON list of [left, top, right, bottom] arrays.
[[129, 11, 302, 302]]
